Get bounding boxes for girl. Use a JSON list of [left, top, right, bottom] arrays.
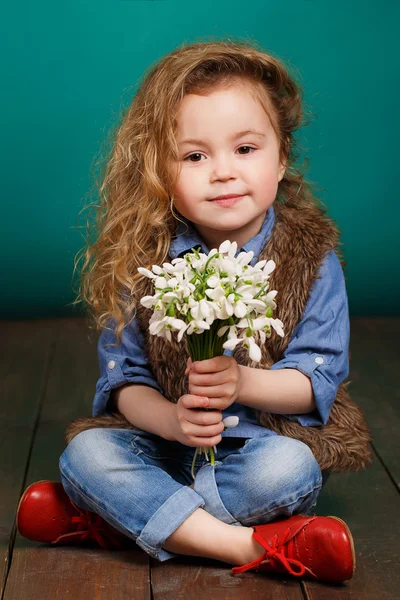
[[17, 38, 372, 583]]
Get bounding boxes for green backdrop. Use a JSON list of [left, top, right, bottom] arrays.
[[1, 1, 398, 319]]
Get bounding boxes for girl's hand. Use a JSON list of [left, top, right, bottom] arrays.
[[185, 356, 242, 410], [170, 394, 224, 448]]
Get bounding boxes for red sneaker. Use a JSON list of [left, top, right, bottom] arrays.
[[16, 480, 134, 550], [232, 513, 355, 583]]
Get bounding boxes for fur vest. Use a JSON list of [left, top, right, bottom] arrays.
[[65, 202, 373, 472]]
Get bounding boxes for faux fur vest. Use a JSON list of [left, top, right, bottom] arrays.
[[65, 202, 373, 472]]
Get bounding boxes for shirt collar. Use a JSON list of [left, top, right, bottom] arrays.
[[169, 205, 275, 266]]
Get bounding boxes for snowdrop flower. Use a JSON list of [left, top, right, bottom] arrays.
[[137, 267, 157, 279], [219, 239, 237, 257], [217, 323, 239, 340], [243, 334, 263, 362], [222, 416, 240, 428], [138, 239, 285, 365], [270, 318, 285, 337], [149, 315, 186, 342], [186, 319, 210, 335], [190, 298, 213, 321]]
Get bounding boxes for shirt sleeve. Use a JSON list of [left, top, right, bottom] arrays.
[[92, 317, 164, 417], [269, 249, 350, 426]]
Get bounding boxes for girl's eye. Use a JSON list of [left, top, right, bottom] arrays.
[[237, 146, 255, 155], [184, 146, 256, 162]]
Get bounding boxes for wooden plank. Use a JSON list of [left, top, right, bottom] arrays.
[[151, 554, 305, 599], [304, 456, 399, 599], [348, 317, 400, 488], [0, 319, 57, 599], [4, 547, 150, 600], [4, 318, 151, 600], [302, 317, 400, 598]]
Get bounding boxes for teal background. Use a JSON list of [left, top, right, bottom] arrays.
[[1, 1, 398, 319]]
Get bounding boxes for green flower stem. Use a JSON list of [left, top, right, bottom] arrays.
[[186, 320, 230, 479]]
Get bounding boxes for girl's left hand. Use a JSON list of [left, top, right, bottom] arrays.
[[184, 356, 241, 410]]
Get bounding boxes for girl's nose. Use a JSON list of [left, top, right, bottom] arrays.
[[211, 155, 237, 181]]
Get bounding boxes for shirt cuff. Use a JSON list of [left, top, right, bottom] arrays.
[[269, 353, 336, 426], [92, 354, 164, 417]]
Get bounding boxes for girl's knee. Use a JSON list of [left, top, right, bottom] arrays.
[[284, 437, 320, 473], [59, 428, 114, 477], [271, 436, 321, 485], [246, 436, 322, 494]]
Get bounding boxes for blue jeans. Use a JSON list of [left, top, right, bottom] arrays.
[[59, 428, 326, 562]]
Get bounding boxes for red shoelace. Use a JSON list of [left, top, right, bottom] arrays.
[[52, 500, 127, 550], [232, 525, 306, 577]]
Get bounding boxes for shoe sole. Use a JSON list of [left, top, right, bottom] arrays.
[[16, 480, 53, 531], [328, 515, 356, 578]]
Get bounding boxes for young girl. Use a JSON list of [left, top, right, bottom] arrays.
[[17, 38, 372, 583]]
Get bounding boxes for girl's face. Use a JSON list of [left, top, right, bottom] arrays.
[[171, 82, 286, 250]]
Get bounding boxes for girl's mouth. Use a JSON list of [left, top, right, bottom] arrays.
[[211, 195, 245, 207]]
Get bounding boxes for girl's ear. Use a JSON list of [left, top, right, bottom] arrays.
[[278, 161, 286, 182]]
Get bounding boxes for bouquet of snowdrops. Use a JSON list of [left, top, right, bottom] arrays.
[[138, 239, 285, 479]]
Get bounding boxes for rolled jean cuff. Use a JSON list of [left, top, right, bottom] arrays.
[[136, 485, 206, 562], [194, 462, 243, 527]]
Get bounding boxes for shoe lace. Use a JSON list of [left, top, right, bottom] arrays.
[[70, 511, 125, 550], [53, 499, 126, 550], [232, 526, 306, 577]]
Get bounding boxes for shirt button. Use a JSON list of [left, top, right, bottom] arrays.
[[315, 356, 324, 365], [107, 360, 116, 370]]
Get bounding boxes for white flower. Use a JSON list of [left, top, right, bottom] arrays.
[[222, 416, 239, 428], [263, 260, 276, 276], [206, 274, 222, 288], [218, 296, 235, 319], [205, 286, 225, 301], [222, 327, 263, 362], [270, 318, 285, 337], [140, 294, 160, 309], [237, 250, 254, 267], [222, 336, 243, 351], [233, 300, 248, 319], [186, 319, 210, 334], [137, 239, 285, 362], [244, 298, 267, 312], [190, 298, 214, 321], [219, 239, 237, 257], [154, 276, 169, 289], [217, 323, 238, 340], [243, 335, 262, 362], [149, 316, 187, 341], [138, 267, 157, 279]]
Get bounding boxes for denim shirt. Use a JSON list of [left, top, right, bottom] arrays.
[[93, 205, 350, 438]]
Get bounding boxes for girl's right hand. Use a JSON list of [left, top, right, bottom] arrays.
[[170, 394, 225, 448]]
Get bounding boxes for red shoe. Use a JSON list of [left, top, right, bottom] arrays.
[[232, 513, 355, 583], [16, 480, 134, 550]]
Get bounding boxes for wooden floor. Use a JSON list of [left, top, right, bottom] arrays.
[[1, 317, 399, 599]]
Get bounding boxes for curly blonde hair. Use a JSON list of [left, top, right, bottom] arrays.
[[70, 36, 325, 346]]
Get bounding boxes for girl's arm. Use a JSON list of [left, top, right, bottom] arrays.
[[237, 366, 315, 414], [113, 383, 176, 441]]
